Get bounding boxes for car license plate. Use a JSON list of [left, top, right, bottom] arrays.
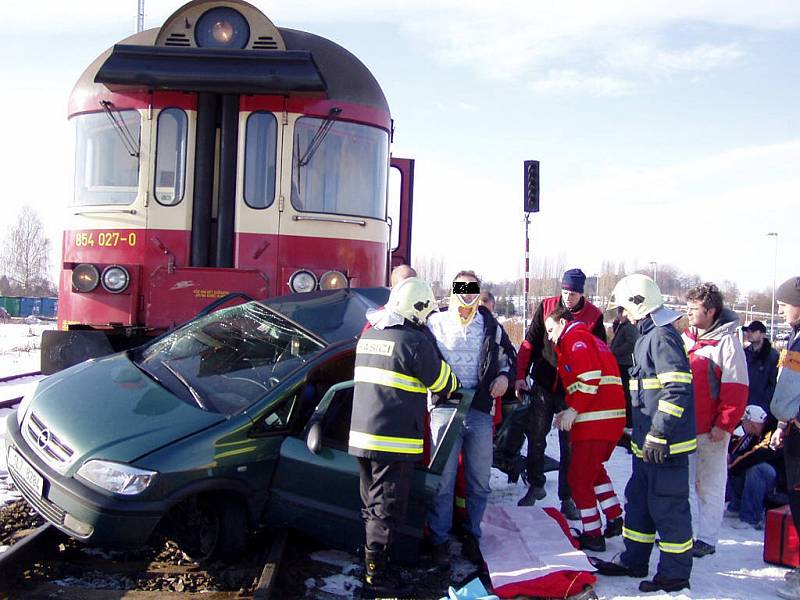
[[7, 446, 44, 497]]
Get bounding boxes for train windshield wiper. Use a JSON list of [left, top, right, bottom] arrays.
[[297, 107, 342, 167], [162, 360, 207, 411], [99, 100, 140, 158]]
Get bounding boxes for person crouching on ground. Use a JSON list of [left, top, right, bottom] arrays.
[[546, 305, 625, 552]]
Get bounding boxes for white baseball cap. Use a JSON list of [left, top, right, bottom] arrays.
[[743, 405, 768, 424]]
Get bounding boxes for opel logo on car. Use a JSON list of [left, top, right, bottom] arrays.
[[37, 429, 51, 449]]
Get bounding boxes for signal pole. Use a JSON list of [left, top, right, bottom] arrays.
[[522, 160, 540, 333], [137, 0, 145, 33]]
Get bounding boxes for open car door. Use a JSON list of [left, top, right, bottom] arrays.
[[265, 379, 472, 562]]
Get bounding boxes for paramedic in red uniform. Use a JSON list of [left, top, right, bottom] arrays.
[[546, 305, 625, 552]]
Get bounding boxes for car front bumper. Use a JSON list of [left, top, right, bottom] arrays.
[[4, 413, 163, 547]]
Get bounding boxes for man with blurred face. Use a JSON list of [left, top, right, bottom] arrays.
[[767, 277, 800, 600], [427, 270, 515, 567], [683, 283, 748, 558], [513, 268, 606, 516]]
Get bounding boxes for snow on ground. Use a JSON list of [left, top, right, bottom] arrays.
[[0, 323, 791, 598], [0, 321, 55, 376]]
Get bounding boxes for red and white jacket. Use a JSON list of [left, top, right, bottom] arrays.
[[682, 308, 749, 435], [555, 321, 626, 442]]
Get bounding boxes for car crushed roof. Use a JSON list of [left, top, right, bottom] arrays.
[[260, 287, 390, 344]]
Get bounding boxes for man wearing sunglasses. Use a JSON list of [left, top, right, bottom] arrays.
[[426, 270, 516, 567]]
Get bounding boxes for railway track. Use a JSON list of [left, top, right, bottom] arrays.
[[0, 520, 289, 599], [0, 371, 42, 409]]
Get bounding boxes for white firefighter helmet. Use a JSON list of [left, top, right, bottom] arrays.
[[610, 274, 664, 321], [386, 277, 438, 326]]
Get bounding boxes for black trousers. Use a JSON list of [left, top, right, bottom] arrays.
[[621, 456, 693, 580], [357, 458, 413, 552], [526, 386, 572, 499]]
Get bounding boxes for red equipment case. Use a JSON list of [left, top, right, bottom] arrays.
[[764, 505, 800, 568]]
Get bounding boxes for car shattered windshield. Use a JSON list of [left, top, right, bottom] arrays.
[[134, 302, 325, 415]]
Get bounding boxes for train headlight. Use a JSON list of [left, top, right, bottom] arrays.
[[72, 264, 100, 293], [288, 270, 317, 293], [101, 266, 130, 294], [319, 270, 348, 290], [195, 8, 250, 49]]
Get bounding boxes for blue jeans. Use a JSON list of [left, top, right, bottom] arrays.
[[427, 407, 493, 545], [729, 462, 776, 525]]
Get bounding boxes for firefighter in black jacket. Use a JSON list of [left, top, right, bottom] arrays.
[[348, 277, 459, 598], [594, 274, 696, 594]]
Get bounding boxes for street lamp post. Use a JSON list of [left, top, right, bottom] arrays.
[[649, 261, 657, 284], [749, 304, 756, 323], [767, 232, 779, 340]]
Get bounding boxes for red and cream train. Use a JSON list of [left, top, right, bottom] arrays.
[[43, 0, 414, 373]]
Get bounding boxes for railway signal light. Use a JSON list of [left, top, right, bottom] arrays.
[[523, 160, 540, 213]]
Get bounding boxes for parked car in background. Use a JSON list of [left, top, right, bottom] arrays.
[[5, 289, 470, 561]]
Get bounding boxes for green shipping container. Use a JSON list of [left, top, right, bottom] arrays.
[[0, 296, 21, 317]]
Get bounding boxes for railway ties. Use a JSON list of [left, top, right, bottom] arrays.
[[0, 524, 290, 599], [0, 371, 42, 410]]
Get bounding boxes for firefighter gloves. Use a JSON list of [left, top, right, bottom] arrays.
[[642, 431, 669, 464]]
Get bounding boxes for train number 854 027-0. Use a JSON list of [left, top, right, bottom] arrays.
[[74, 232, 138, 247]]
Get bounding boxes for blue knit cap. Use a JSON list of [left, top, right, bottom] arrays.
[[561, 268, 586, 293]]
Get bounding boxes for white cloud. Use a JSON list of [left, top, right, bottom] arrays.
[[530, 70, 637, 96], [607, 40, 745, 74]]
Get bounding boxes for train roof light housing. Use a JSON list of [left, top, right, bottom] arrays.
[[72, 264, 100, 293], [289, 270, 317, 294], [319, 270, 348, 291], [195, 8, 250, 49], [101, 266, 130, 294]]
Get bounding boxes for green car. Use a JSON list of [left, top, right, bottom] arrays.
[[5, 289, 470, 560]]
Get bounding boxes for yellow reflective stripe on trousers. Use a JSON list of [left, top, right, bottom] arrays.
[[657, 371, 693, 385], [600, 375, 622, 385], [354, 366, 426, 393], [658, 538, 693, 553], [574, 409, 627, 423], [658, 400, 684, 418], [577, 370, 602, 382], [349, 430, 424, 454], [567, 381, 598, 395], [623, 527, 656, 544], [430, 361, 452, 393]]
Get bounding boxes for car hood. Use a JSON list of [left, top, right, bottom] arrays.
[[23, 353, 227, 472]]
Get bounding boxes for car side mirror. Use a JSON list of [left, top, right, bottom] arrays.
[[306, 421, 322, 454]]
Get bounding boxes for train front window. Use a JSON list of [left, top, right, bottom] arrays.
[[73, 111, 141, 206], [154, 108, 188, 206], [244, 112, 278, 209], [291, 119, 388, 219]]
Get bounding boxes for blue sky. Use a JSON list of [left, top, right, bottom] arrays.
[[3, 1, 799, 295]]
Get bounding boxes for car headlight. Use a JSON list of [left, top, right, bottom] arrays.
[[72, 264, 99, 293], [16, 382, 39, 426], [76, 460, 157, 495], [101, 265, 130, 293], [319, 270, 348, 290], [288, 270, 317, 293]]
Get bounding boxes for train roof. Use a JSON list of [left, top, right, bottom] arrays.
[[69, 2, 388, 117]]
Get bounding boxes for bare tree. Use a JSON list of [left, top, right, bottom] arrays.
[[413, 255, 447, 298], [2, 206, 53, 295]]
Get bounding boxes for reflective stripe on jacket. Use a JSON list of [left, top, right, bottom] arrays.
[[555, 321, 625, 442], [629, 315, 696, 459], [348, 322, 459, 461]]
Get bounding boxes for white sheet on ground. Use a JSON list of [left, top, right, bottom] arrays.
[[480, 505, 595, 590]]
